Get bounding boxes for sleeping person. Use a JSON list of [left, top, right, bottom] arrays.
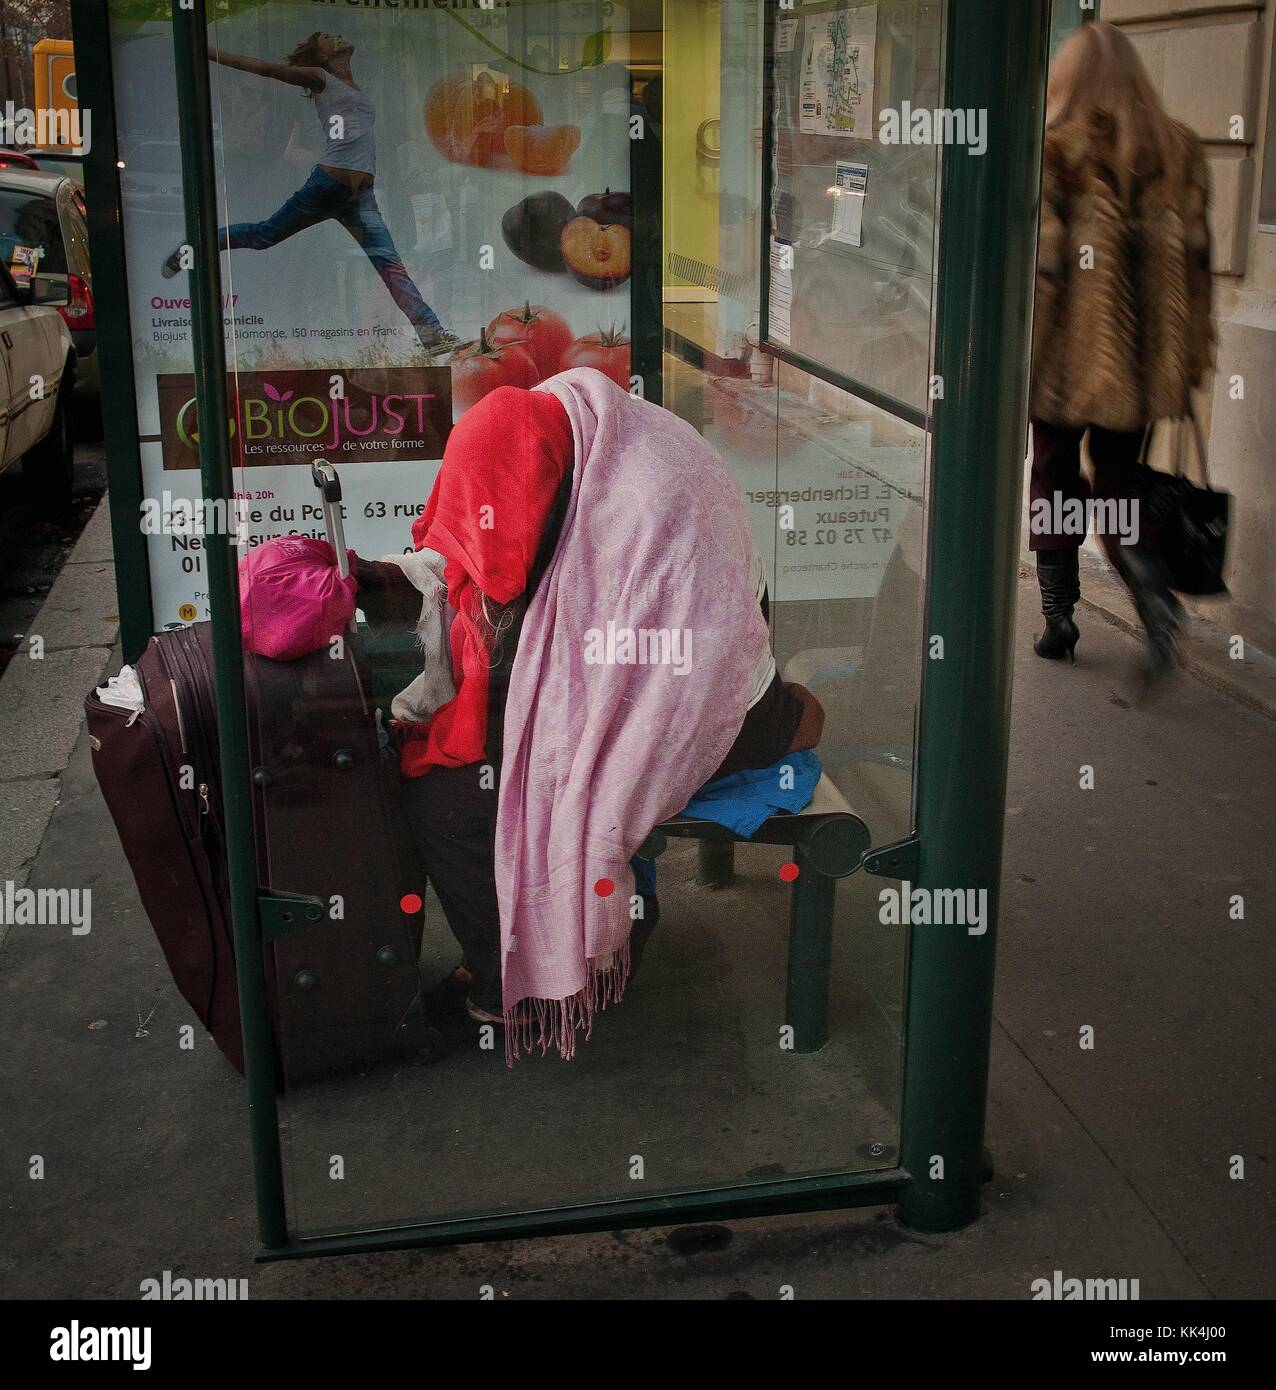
[[354, 370, 823, 1057]]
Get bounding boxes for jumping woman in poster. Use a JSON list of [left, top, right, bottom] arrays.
[[162, 31, 456, 356]]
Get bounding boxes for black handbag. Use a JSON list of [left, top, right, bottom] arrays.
[[1138, 411, 1230, 596]]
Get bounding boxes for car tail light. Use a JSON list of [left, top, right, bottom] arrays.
[[58, 273, 95, 331]]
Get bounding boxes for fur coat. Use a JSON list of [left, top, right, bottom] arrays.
[[1031, 110, 1214, 432]]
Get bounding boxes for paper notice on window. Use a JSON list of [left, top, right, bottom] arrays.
[[800, 3, 876, 139], [768, 237, 793, 346], [775, 15, 798, 54], [825, 159, 868, 247], [7, 244, 41, 288]]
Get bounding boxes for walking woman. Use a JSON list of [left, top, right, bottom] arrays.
[[1029, 21, 1213, 680], [163, 32, 455, 355]]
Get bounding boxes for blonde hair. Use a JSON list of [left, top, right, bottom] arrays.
[[1047, 21, 1186, 198]]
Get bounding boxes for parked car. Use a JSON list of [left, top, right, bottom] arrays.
[[0, 258, 75, 513], [0, 167, 96, 407], [27, 150, 85, 183], [0, 148, 41, 171]]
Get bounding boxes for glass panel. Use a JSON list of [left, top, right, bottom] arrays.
[[764, 0, 943, 419], [196, 0, 941, 1238], [663, 0, 936, 1169]]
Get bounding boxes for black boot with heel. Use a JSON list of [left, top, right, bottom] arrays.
[[1033, 549, 1081, 663], [1111, 544, 1182, 693]]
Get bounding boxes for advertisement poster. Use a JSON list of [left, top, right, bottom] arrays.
[[107, 0, 634, 629], [799, 3, 876, 139]]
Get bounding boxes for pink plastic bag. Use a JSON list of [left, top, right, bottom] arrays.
[[239, 536, 358, 661]]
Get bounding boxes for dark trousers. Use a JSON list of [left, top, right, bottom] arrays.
[[401, 762, 505, 1016], [219, 165, 445, 348], [1029, 421, 1146, 556], [402, 761, 659, 1015]]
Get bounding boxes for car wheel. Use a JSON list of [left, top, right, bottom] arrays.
[[22, 380, 74, 518]]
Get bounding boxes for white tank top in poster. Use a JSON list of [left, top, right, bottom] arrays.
[[314, 78, 377, 175]]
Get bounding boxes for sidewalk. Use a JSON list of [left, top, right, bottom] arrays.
[[0, 497, 1272, 1299], [0, 498, 118, 909]]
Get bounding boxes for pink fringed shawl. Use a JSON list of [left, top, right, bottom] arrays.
[[495, 368, 769, 1059]]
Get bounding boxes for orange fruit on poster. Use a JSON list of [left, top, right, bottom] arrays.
[[424, 72, 543, 167], [494, 86, 542, 155], [503, 124, 582, 177]]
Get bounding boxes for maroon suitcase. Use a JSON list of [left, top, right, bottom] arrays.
[[86, 621, 442, 1083]]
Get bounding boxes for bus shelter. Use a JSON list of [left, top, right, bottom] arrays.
[[75, 0, 1061, 1259]]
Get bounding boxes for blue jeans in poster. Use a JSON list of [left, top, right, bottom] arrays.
[[218, 166, 446, 348]]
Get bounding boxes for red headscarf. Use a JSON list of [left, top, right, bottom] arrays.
[[398, 386, 574, 775]]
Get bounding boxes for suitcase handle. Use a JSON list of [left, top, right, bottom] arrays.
[[311, 462, 350, 582]]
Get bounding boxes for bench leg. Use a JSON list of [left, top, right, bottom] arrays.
[[697, 840, 736, 888], [785, 846, 835, 1053]]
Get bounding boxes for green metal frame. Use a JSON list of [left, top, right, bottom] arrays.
[[69, 0, 155, 662], [898, 0, 1051, 1232], [170, 4, 288, 1251], [154, 0, 1048, 1257]]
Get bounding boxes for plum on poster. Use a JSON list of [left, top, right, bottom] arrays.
[[560, 216, 632, 292], [576, 188, 633, 230], [501, 191, 576, 272]]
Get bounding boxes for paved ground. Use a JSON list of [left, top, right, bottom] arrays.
[[0, 497, 1272, 1299], [0, 437, 108, 681]]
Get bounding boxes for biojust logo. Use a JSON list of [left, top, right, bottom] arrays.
[[878, 881, 987, 935], [878, 101, 987, 156], [1030, 492, 1140, 546], [157, 368, 452, 471], [1031, 1270, 1141, 1300], [49, 1322, 151, 1370], [583, 622, 693, 675], [0, 102, 91, 155], [1, 882, 91, 935]]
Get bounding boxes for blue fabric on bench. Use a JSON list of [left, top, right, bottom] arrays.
[[631, 854, 658, 896], [679, 749, 823, 838]]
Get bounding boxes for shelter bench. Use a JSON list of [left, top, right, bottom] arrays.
[[639, 774, 871, 1053]]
